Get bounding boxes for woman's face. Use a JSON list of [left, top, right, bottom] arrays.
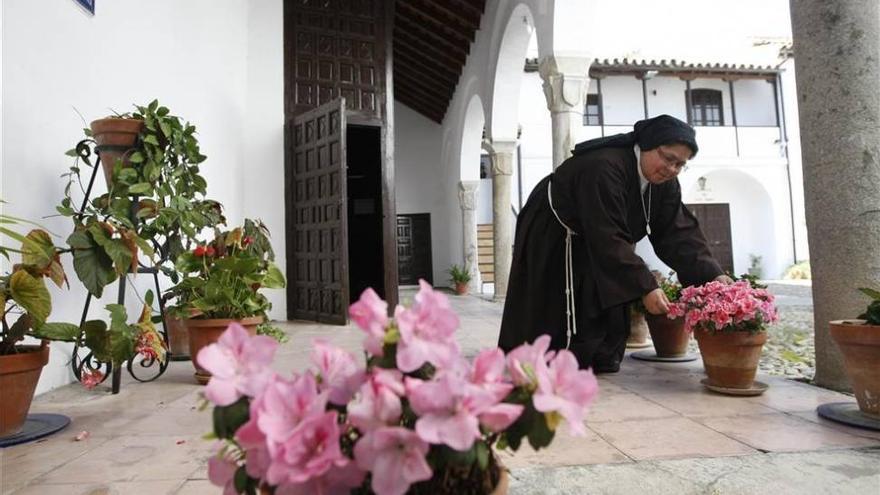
[[640, 143, 693, 184]]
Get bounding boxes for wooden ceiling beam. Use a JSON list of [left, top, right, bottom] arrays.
[[394, 30, 464, 74], [395, 12, 470, 60], [394, 78, 448, 113], [397, 0, 474, 43], [425, 0, 481, 27], [395, 88, 445, 122], [394, 47, 459, 87], [395, 68, 453, 103]]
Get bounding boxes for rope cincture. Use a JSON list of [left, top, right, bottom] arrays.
[[547, 181, 577, 347]]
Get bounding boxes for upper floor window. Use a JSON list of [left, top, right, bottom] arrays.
[[583, 94, 602, 126], [688, 89, 724, 126]]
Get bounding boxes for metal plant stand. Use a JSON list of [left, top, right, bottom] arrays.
[[69, 139, 171, 394]]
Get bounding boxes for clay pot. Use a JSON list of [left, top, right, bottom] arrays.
[[0, 344, 50, 437], [185, 316, 263, 384], [645, 314, 689, 357], [454, 281, 469, 295], [165, 314, 191, 360], [830, 320, 880, 417], [695, 330, 767, 389], [90, 118, 145, 187], [627, 311, 650, 347]]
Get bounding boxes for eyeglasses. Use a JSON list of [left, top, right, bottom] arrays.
[[656, 147, 689, 174]]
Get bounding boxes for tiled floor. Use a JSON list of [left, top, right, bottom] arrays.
[[2, 291, 879, 494]]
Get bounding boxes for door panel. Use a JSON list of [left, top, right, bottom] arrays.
[[397, 213, 433, 285], [286, 97, 349, 324], [687, 203, 734, 274]]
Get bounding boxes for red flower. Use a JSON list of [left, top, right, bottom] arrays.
[[205, 246, 216, 257], [242, 236, 253, 247], [194, 245, 206, 257]]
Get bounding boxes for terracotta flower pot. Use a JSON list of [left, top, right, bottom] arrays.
[[830, 320, 880, 417], [185, 316, 263, 384], [695, 330, 767, 389], [454, 281, 469, 295], [165, 314, 191, 360], [90, 117, 145, 187], [0, 344, 50, 437], [645, 313, 689, 357], [627, 311, 650, 347]]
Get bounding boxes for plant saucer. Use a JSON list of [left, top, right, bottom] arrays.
[[625, 340, 653, 349], [630, 350, 698, 362], [701, 378, 768, 396]]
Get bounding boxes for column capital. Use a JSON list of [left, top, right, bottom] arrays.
[[488, 140, 516, 176], [458, 180, 479, 211], [539, 55, 592, 113]]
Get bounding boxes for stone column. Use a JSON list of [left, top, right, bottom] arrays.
[[459, 180, 481, 294], [490, 141, 516, 301], [791, 0, 880, 391], [539, 56, 592, 169]]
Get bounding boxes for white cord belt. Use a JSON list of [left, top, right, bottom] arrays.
[[547, 181, 577, 346]]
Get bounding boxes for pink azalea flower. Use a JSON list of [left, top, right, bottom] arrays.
[[348, 369, 405, 431], [257, 373, 328, 445], [274, 461, 365, 495], [81, 369, 104, 390], [506, 334, 553, 387], [354, 427, 432, 495], [265, 411, 348, 486], [395, 280, 461, 372], [207, 445, 239, 495], [532, 350, 598, 436], [478, 402, 524, 432], [197, 323, 279, 406], [311, 340, 365, 405], [406, 374, 498, 451], [349, 288, 389, 356]]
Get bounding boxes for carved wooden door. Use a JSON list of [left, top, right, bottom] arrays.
[[687, 203, 734, 274], [287, 97, 349, 324]]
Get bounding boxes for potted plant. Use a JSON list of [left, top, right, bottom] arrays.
[[197, 281, 598, 494], [645, 272, 689, 357], [669, 279, 778, 390], [829, 288, 880, 417], [627, 301, 651, 348], [448, 263, 471, 295], [166, 219, 285, 384]]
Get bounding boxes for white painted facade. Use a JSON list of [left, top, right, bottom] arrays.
[[2, 0, 803, 393]]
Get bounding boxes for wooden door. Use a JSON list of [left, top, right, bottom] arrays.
[[687, 203, 734, 274], [397, 213, 432, 285], [286, 97, 349, 324]]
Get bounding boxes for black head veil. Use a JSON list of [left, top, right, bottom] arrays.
[[571, 114, 698, 157]]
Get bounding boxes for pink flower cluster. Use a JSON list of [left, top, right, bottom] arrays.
[[667, 280, 778, 333], [199, 280, 598, 495]]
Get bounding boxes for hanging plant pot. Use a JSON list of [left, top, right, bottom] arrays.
[[90, 117, 145, 187], [627, 311, 651, 348], [830, 320, 880, 417], [645, 314, 689, 357], [0, 344, 50, 437], [695, 330, 767, 389], [185, 316, 263, 384]]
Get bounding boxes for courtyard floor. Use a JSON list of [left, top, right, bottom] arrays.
[[2, 283, 879, 494]]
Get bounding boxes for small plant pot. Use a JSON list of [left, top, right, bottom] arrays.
[[0, 344, 50, 437], [628, 311, 650, 347], [830, 320, 880, 417], [185, 316, 263, 385], [645, 314, 689, 357], [454, 281, 469, 295], [90, 117, 145, 187], [695, 330, 767, 389]]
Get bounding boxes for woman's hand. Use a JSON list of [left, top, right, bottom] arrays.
[[642, 288, 670, 315], [714, 274, 735, 284]]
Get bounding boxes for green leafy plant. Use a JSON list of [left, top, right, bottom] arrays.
[[447, 263, 471, 285], [857, 288, 880, 325], [747, 254, 763, 278], [658, 271, 682, 302], [736, 273, 768, 290], [166, 219, 285, 321], [58, 100, 224, 297], [82, 290, 166, 369]]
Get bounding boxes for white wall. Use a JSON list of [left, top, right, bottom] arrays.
[[2, 0, 260, 393], [735, 79, 778, 126], [393, 102, 446, 286]]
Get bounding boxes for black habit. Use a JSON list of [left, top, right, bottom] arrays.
[[497, 144, 722, 370]]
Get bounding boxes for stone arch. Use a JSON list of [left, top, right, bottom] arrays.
[[489, 3, 536, 142], [460, 94, 486, 181]]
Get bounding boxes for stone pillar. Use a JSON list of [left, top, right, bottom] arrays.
[[459, 180, 481, 293], [490, 141, 516, 301], [539, 56, 592, 169], [790, 0, 880, 391]]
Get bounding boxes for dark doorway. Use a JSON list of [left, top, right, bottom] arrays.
[[347, 125, 385, 300], [687, 203, 734, 274], [397, 214, 433, 285]]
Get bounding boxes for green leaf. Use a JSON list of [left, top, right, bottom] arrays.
[[22, 229, 55, 269], [33, 322, 81, 342], [105, 303, 135, 365], [157, 106, 170, 117], [8, 313, 33, 343], [88, 224, 133, 276], [143, 134, 160, 146], [83, 319, 110, 362], [262, 263, 286, 289], [213, 397, 250, 439], [476, 441, 490, 470], [68, 230, 117, 297], [128, 152, 145, 164], [859, 287, 880, 301], [159, 121, 172, 138], [10, 270, 51, 325], [128, 183, 152, 194]]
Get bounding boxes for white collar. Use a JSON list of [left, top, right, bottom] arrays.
[[634, 144, 648, 193]]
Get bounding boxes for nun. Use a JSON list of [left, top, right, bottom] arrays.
[[498, 115, 732, 373]]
